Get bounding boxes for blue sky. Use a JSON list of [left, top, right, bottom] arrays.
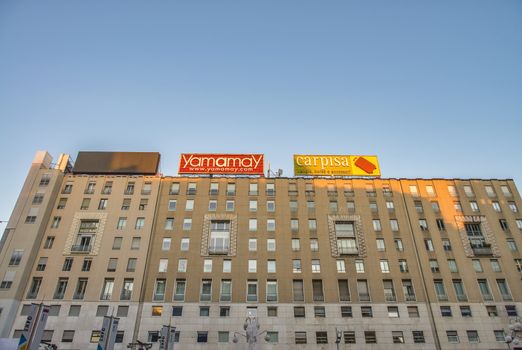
[[0, 1, 521, 227]]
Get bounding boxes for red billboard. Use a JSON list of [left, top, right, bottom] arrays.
[[179, 154, 264, 175]]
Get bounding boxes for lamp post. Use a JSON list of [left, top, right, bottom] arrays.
[[232, 316, 270, 350], [505, 317, 522, 349]]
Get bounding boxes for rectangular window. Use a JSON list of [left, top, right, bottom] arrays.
[[200, 280, 212, 301], [341, 306, 352, 318], [467, 330, 480, 343], [248, 260, 257, 273], [100, 278, 114, 300], [408, 306, 419, 317], [135, 218, 145, 230], [338, 279, 350, 302], [220, 279, 232, 302], [249, 183, 258, 195], [266, 280, 278, 302], [293, 280, 304, 302], [36, 257, 47, 271], [295, 332, 307, 344], [392, 331, 404, 343], [413, 331, 425, 343], [62, 257, 73, 271], [178, 259, 187, 272], [247, 280, 258, 302], [27, 277, 42, 299], [126, 258, 137, 272], [53, 278, 68, 299], [344, 331, 356, 344], [120, 279, 133, 300], [365, 331, 377, 344], [174, 279, 186, 301], [316, 331, 328, 344]]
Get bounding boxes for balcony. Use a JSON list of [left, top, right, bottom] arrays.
[[385, 293, 397, 302], [208, 246, 229, 255], [338, 247, 358, 255], [71, 245, 91, 253], [456, 294, 468, 302], [472, 246, 493, 256]]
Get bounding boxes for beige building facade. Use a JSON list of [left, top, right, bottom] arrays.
[[1, 151, 521, 349]]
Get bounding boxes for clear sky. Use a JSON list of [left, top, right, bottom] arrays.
[[0, 1, 521, 229]]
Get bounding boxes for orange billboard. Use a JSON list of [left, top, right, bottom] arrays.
[[179, 154, 264, 175]]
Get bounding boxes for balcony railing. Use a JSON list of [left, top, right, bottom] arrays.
[[359, 293, 371, 302], [208, 246, 229, 255], [456, 294, 468, 301], [313, 295, 325, 302], [220, 294, 232, 302], [501, 294, 513, 301], [472, 246, 493, 255], [200, 294, 211, 302], [247, 294, 257, 302], [100, 293, 112, 300], [481, 293, 493, 301], [266, 294, 278, 302], [120, 291, 132, 300], [173, 293, 185, 301], [338, 247, 358, 255], [385, 293, 397, 302], [437, 294, 448, 301], [71, 245, 91, 253], [405, 294, 416, 301]]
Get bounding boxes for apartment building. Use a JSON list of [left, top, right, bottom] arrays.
[[0, 151, 521, 349]]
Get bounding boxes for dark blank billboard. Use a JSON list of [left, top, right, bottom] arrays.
[[72, 152, 160, 175]]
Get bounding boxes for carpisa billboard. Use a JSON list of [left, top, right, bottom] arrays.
[[179, 154, 264, 175], [294, 155, 380, 176]]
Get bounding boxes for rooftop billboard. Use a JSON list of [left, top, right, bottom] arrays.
[[294, 155, 380, 176], [179, 154, 264, 175]]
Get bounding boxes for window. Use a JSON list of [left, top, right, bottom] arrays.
[[310, 239, 319, 251], [26, 277, 42, 299], [338, 279, 350, 301], [80, 198, 91, 210], [494, 330, 506, 342], [158, 259, 168, 273], [218, 331, 229, 343], [516, 219, 522, 230], [485, 185, 496, 197], [197, 331, 208, 343], [174, 279, 186, 301], [226, 183, 236, 196], [266, 331, 278, 343], [408, 306, 419, 317], [266, 200, 275, 212], [376, 238, 385, 251], [497, 279, 512, 300], [448, 259, 458, 272], [124, 181, 134, 195], [413, 331, 425, 343], [425, 239, 434, 251], [247, 280, 258, 302], [289, 200, 298, 212], [447, 331, 459, 343], [187, 182, 197, 195], [344, 331, 356, 344], [509, 202, 518, 212], [100, 278, 114, 300], [69, 305, 81, 317], [248, 218, 257, 232], [369, 202, 378, 212], [199, 306, 210, 317], [380, 260, 390, 273], [329, 201, 338, 212], [161, 237, 171, 251], [98, 198, 108, 210], [57, 198, 67, 209], [486, 305, 498, 317], [390, 219, 399, 232], [467, 330, 480, 343], [392, 331, 404, 343], [388, 306, 399, 318], [355, 259, 365, 273], [267, 238, 276, 251], [126, 258, 137, 272], [409, 185, 419, 197], [311, 260, 320, 273], [120, 279, 133, 301], [53, 278, 68, 299], [8, 250, 23, 266], [44, 236, 55, 249], [295, 332, 307, 344], [223, 260, 231, 273], [365, 331, 377, 344], [442, 239, 451, 251], [293, 280, 304, 302], [470, 201, 479, 212], [267, 260, 276, 273], [169, 182, 180, 195], [178, 259, 187, 272], [245, 259, 256, 273], [292, 239, 300, 251], [50, 216, 61, 229], [341, 306, 352, 317], [82, 258, 92, 271], [506, 305, 518, 316], [220, 279, 232, 301], [209, 182, 219, 195], [36, 257, 47, 271], [419, 219, 428, 231], [220, 306, 230, 317], [499, 219, 509, 231], [440, 305, 452, 317], [383, 280, 396, 301], [312, 279, 324, 301], [249, 200, 257, 212], [121, 198, 130, 210], [395, 239, 404, 251], [203, 259, 212, 273], [266, 183, 275, 196], [152, 278, 167, 301], [107, 258, 118, 272], [267, 219, 276, 231], [478, 279, 492, 300], [414, 201, 423, 213], [501, 185, 512, 197], [308, 219, 317, 232], [490, 259, 501, 272], [225, 200, 234, 211], [135, 218, 145, 230], [373, 219, 381, 231], [460, 305, 472, 317], [249, 183, 258, 195], [25, 215, 37, 224], [267, 306, 277, 317], [316, 331, 328, 344], [507, 239, 518, 251], [454, 201, 463, 211], [448, 185, 457, 197], [434, 279, 447, 300], [168, 200, 177, 211], [336, 259, 346, 273], [430, 259, 440, 273], [200, 280, 212, 301], [267, 280, 278, 301], [180, 238, 189, 251], [62, 182, 73, 194], [90, 330, 101, 343], [357, 280, 370, 302], [453, 281, 466, 302], [209, 220, 230, 254], [399, 259, 409, 272], [515, 259, 522, 272], [183, 218, 192, 231], [62, 257, 73, 271], [131, 237, 141, 249]]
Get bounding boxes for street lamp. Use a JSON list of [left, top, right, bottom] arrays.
[[232, 316, 270, 350], [505, 317, 522, 349]]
